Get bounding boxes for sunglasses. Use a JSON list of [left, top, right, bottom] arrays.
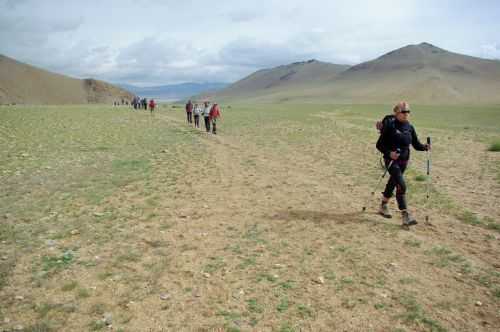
[[400, 110, 411, 114]]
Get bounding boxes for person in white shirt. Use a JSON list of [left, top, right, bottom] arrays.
[[193, 103, 202, 128], [203, 102, 211, 132]]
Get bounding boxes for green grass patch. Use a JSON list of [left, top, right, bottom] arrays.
[[425, 246, 467, 269], [34, 303, 60, 318], [279, 280, 295, 290], [457, 211, 500, 233], [217, 309, 241, 326], [398, 293, 447, 332], [77, 288, 91, 299], [204, 256, 226, 273], [41, 250, 75, 273], [458, 211, 482, 226], [297, 304, 313, 318], [247, 298, 264, 314], [399, 277, 418, 285], [488, 141, 500, 152], [279, 323, 296, 332], [414, 174, 427, 182], [256, 273, 278, 283], [404, 239, 422, 248], [89, 320, 106, 331], [237, 256, 256, 269], [277, 298, 289, 312], [24, 322, 53, 332], [61, 280, 78, 291]]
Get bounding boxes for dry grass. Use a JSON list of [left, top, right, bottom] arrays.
[[0, 103, 499, 331]]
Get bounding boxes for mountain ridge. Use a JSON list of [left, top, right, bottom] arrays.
[[210, 42, 500, 105]]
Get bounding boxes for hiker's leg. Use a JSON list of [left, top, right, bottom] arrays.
[[382, 161, 399, 202], [212, 120, 216, 134], [379, 161, 397, 218], [395, 164, 408, 211]]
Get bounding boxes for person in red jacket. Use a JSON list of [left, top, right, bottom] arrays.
[[149, 99, 156, 113], [185, 100, 193, 124], [209, 103, 221, 134]]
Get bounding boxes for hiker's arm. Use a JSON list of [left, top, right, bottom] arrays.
[[411, 126, 428, 151]]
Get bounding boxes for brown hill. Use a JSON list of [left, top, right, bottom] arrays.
[[213, 43, 500, 105], [213, 59, 350, 100], [0, 54, 133, 105]]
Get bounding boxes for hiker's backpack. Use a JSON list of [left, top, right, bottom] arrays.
[[376, 115, 395, 154]]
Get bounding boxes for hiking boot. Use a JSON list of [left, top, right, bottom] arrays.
[[402, 210, 417, 226], [378, 203, 392, 218]]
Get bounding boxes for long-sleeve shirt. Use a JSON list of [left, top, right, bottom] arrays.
[[203, 106, 211, 117], [209, 104, 221, 119], [376, 119, 426, 161]]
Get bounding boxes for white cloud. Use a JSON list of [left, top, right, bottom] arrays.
[[0, 0, 499, 85], [480, 43, 500, 60]]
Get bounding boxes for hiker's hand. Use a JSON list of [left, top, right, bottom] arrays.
[[390, 150, 400, 160], [376, 121, 383, 131], [425, 144, 431, 151]]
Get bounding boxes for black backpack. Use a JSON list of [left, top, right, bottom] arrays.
[[376, 115, 395, 154]]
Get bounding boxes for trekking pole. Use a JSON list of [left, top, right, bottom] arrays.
[[362, 148, 400, 212], [425, 137, 431, 222]]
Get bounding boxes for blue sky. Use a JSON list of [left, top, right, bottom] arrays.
[[1, 0, 499, 86]]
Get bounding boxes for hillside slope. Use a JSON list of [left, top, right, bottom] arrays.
[[0, 55, 133, 105], [214, 59, 350, 100]]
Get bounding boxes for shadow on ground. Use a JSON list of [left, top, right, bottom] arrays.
[[267, 209, 372, 226]]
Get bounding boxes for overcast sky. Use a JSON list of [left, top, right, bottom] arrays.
[[1, 0, 499, 86]]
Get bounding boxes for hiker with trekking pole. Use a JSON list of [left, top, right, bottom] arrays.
[[203, 101, 211, 133], [186, 100, 193, 124], [149, 99, 156, 114], [369, 101, 431, 227], [209, 103, 221, 134]]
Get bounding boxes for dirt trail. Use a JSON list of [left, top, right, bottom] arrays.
[[142, 111, 500, 331]]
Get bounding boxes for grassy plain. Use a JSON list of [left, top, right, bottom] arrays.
[[0, 103, 499, 331]]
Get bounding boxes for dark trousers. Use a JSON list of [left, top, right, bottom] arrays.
[[187, 112, 192, 123], [212, 119, 217, 134], [383, 159, 408, 210], [204, 116, 210, 132], [194, 115, 200, 128]]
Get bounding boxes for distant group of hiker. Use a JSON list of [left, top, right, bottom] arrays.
[[131, 96, 156, 112], [185, 100, 222, 134], [113, 99, 129, 106]]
